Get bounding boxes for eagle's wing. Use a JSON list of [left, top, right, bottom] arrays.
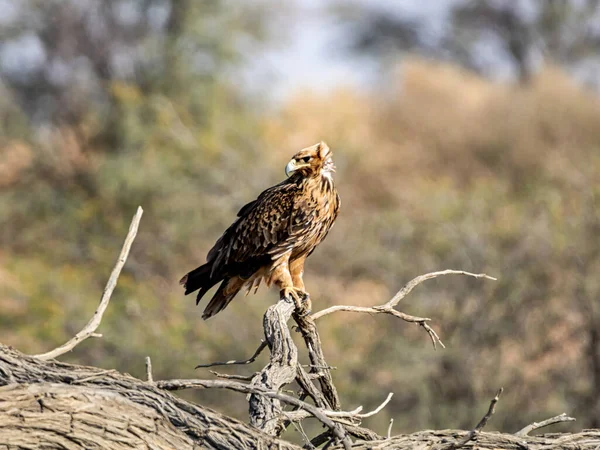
[[207, 181, 304, 279]]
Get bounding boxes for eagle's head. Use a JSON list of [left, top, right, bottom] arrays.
[[285, 141, 335, 179]]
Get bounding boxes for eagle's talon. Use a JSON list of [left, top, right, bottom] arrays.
[[300, 293, 312, 316], [280, 287, 305, 305], [296, 306, 312, 317], [295, 292, 312, 317], [280, 287, 312, 315]]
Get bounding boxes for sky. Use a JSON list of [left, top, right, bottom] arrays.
[[3, 0, 598, 106], [0, 0, 473, 103], [246, 0, 455, 100]]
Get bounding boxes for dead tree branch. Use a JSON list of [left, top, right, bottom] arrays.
[[0, 345, 299, 450], [145, 356, 153, 383], [450, 387, 503, 449], [281, 392, 393, 424], [293, 312, 341, 409], [311, 270, 496, 349], [515, 413, 577, 436], [33, 206, 144, 360], [210, 370, 257, 381], [249, 297, 299, 435], [330, 429, 600, 450], [157, 378, 352, 450], [195, 340, 268, 369], [0, 346, 592, 450]]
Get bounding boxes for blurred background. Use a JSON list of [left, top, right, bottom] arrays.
[[1, 0, 599, 443]]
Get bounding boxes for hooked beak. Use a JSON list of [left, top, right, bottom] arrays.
[[285, 159, 296, 177]]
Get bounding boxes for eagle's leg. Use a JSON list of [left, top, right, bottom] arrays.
[[272, 260, 309, 314], [290, 256, 311, 315]]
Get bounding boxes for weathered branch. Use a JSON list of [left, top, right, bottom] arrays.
[[311, 270, 496, 349], [157, 378, 352, 450], [293, 313, 342, 409], [249, 297, 299, 435], [145, 356, 153, 383], [0, 345, 589, 450], [195, 340, 268, 369], [330, 429, 600, 450], [450, 387, 503, 449], [33, 206, 144, 360], [210, 370, 257, 381], [281, 392, 394, 424], [515, 413, 576, 436], [0, 345, 299, 450]]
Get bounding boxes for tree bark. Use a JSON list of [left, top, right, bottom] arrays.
[[0, 344, 299, 450], [332, 429, 600, 449], [2, 344, 599, 450], [249, 297, 298, 435]]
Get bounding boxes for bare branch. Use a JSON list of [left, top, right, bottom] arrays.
[[353, 392, 393, 419], [34, 207, 144, 360], [293, 313, 341, 410], [290, 420, 313, 449], [249, 296, 299, 435], [387, 418, 394, 439], [311, 270, 495, 349], [156, 378, 352, 450], [71, 369, 118, 384], [383, 270, 496, 309], [145, 356, 153, 383], [210, 370, 257, 381], [515, 413, 576, 436], [296, 365, 329, 408], [281, 392, 393, 423], [451, 387, 503, 449], [195, 340, 267, 369]]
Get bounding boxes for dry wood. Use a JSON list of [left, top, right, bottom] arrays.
[[209, 370, 257, 381], [281, 392, 394, 424], [248, 296, 299, 435], [0, 383, 196, 450], [195, 340, 267, 369], [311, 270, 496, 349], [331, 429, 600, 450], [515, 413, 577, 436], [1, 346, 594, 450], [158, 377, 352, 450], [449, 387, 503, 449], [0, 344, 298, 450], [33, 206, 144, 360], [293, 312, 341, 409], [145, 355, 153, 383]]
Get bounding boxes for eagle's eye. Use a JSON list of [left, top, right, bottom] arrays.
[[301, 156, 311, 163]]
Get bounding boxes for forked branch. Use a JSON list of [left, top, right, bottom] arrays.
[[311, 270, 496, 349], [281, 392, 394, 425], [34, 206, 144, 360], [157, 378, 352, 450]]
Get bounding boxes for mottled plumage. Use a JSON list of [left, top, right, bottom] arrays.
[[180, 142, 340, 319]]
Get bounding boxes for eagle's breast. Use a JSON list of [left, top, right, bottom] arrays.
[[289, 173, 340, 258]]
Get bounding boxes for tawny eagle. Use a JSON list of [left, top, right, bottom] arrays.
[[180, 142, 340, 319]]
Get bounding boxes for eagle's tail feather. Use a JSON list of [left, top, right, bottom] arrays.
[[202, 277, 245, 320], [180, 263, 220, 304]]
